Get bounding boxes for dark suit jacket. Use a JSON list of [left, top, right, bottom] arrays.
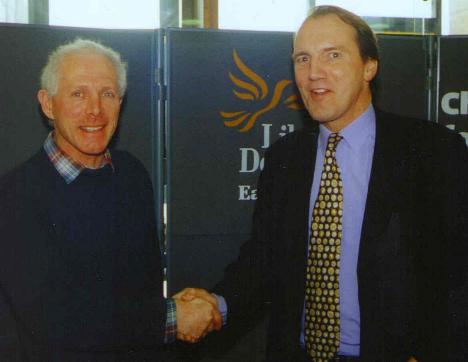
[[0, 150, 168, 361], [214, 110, 468, 361]]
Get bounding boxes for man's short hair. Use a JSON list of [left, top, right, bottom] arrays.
[[40, 38, 127, 97], [307, 5, 379, 95]]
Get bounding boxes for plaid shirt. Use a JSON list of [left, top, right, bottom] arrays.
[[43, 132, 178, 343], [165, 298, 177, 343], [43, 132, 113, 184]]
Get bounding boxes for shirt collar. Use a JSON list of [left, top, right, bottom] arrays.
[[43, 132, 114, 184], [318, 104, 376, 152]]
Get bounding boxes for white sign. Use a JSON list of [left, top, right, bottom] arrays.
[[316, 0, 434, 19]]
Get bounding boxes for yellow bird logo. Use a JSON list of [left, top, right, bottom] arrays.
[[220, 49, 303, 132]]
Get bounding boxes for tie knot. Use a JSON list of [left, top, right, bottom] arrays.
[[327, 133, 342, 151]]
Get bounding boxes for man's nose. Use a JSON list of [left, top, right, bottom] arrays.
[[308, 58, 325, 80], [86, 93, 102, 116]]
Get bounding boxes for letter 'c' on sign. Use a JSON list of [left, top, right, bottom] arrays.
[[441, 92, 460, 115], [442, 91, 468, 115]]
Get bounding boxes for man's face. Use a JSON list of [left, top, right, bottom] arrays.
[[293, 14, 377, 131], [38, 52, 121, 168]]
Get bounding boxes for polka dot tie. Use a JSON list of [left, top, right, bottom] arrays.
[[304, 132, 343, 361]]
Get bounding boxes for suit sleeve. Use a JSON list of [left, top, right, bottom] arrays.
[[0, 288, 18, 361], [445, 133, 468, 359], [213, 146, 277, 328]]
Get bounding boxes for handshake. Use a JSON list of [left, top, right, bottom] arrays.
[[173, 288, 223, 343]]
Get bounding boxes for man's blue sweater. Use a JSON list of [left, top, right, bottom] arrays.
[[0, 149, 167, 361]]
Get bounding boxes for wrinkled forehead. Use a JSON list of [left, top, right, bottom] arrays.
[[294, 14, 358, 47]]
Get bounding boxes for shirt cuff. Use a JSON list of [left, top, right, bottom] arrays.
[[213, 293, 228, 326], [164, 298, 177, 344]]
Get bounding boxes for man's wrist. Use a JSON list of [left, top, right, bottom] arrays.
[[212, 293, 228, 326]]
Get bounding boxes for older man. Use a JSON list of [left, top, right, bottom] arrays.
[[180, 6, 468, 362], [0, 39, 219, 361]]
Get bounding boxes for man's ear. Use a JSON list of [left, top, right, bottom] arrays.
[[364, 58, 378, 82], [37, 89, 54, 120]]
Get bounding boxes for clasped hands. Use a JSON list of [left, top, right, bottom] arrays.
[[173, 288, 222, 343]]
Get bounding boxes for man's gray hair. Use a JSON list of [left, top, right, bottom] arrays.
[[40, 38, 127, 97]]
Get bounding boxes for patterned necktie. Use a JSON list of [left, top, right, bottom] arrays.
[[304, 132, 343, 361]]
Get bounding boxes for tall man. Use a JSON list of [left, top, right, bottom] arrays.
[[0, 39, 219, 361], [179, 6, 468, 362]]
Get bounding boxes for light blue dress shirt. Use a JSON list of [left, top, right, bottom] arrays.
[[300, 105, 376, 356]]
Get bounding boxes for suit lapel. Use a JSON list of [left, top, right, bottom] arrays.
[[284, 127, 319, 306], [357, 112, 396, 277]]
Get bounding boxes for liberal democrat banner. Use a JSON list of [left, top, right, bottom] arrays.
[[438, 36, 468, 144], [165, 28, 309, 292]]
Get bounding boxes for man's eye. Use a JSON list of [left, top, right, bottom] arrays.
[[71, 91, 83, 97], [329, 52, 341, 59], [295, 56, 309, 64], [103, 91, 116, 98]]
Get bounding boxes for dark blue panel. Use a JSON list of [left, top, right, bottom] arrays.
[[438, 36, 468, 144], [165, 28, 309, 292], [0, 24, 164, 240], [375, 34, 430, 120]]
